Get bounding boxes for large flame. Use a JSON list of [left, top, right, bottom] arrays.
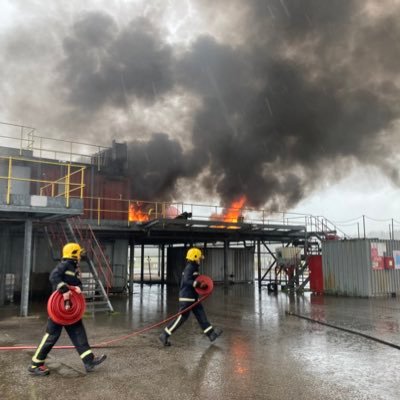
[[222, 196, 246, 223], [128, 203, 150, 222], [210, 195, 247, 227]]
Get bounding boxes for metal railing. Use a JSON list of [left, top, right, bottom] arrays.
[[0, 155, 86, 207], [0, 121, 110, 166], [72, 196, 349, 238]]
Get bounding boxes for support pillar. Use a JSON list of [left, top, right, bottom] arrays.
[[257, 239, 261, 290], [0, 225, 11, 306], [161, 244, 165, 284], [224, 240, 229, 287], [140, 244, 145, 283], [129, 238, 134, 294], [21, 219, 33, 317]]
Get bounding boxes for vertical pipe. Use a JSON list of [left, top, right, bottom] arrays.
[[257, 239, 261, 290], [80, 167, 85, 199], [21, 219, 33, 317], [129, 238, 134, 294], [357, 222, 360, 239], [161, 244, 165, 284]]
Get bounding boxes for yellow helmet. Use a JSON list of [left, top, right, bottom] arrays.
[[186, 247, 203, 264], [62, 243, 84, 261]]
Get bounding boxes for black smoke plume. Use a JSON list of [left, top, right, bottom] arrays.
[[2, 1, 400, 209]]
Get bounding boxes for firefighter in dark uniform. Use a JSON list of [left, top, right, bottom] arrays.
[[28, 243, 106, 376], [159, 247, 222, 346]]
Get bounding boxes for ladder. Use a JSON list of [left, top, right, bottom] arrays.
[[44, 218, 114, 313]]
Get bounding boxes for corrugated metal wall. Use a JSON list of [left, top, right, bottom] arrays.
[[0, 229, 53, 298], [81, 173, 131, 221], [0, 228, 128, 299], [167, 247, 254, 285], [322, 239, 400, 297]]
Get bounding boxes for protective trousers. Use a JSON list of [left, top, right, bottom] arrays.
[[165, 301, 213, 336], [31, 318, 94, 366]]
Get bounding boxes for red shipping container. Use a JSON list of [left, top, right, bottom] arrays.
[[308, 255, 323, 294], [384, 256, 395, 270]]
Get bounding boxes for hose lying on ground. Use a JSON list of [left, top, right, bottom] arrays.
[[286, 311, 400, 350]]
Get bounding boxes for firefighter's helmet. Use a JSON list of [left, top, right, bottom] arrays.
[[62, 243, 85, 261], [186, 247, 203, 264]]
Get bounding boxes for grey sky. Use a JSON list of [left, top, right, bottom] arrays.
[[1, 0, 400, 236]]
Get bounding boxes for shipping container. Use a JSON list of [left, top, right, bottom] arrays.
[[322, 239, 400, 297]]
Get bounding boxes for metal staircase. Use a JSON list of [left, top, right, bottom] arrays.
[[259, 215, 348, 293], [44, 217, 114, 313]]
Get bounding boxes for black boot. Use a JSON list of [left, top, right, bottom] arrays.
[[28, 365, 50, 376], [208, 328, 223, 342], [84, 354, 107, 372], [159, 331, 171, 346]]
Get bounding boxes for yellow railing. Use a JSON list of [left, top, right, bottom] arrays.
[[0, 155, 86, 207]]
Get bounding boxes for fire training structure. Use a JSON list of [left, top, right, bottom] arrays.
[[0, 123, 345, 316]]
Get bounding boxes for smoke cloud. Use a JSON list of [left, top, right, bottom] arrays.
[[1, 0, 400, 210]]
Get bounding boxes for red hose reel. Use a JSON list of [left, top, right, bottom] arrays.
[[194, 275, 214, 295], [47, 286, 86, 325]]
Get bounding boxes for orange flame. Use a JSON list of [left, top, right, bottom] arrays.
[[128, 203, 150, 222], [222, 196, 246, 223], [211, 195, 246, 224]]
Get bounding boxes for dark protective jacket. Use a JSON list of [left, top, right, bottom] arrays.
[[178, 261, 200, 302], [49, 259, 82, 293]]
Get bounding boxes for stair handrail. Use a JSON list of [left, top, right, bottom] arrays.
[[65, 218, 114, 312], [69, 217, 114, 290]]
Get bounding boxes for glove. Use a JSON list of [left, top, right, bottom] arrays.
[[198, 281, 208, 290], [63, 290, 71, 310], [72, 286, 82, 294], [63, 290, 71, 300]]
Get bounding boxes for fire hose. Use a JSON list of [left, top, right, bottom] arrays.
[[47, 286, 86, 326], [286, 311, 400, 350], [0, 275, 214, 351]]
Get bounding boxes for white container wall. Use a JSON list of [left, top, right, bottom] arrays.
[[322, 239, 400, 297]]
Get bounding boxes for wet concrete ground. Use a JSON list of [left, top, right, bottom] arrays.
[[1, 284, 400, 400]]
